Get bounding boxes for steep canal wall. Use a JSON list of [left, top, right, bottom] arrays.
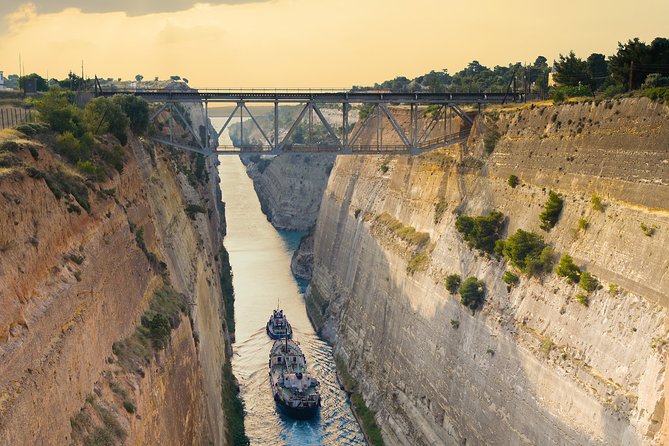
[[305, 98, 669, 445], [0, 105, 238, 444]]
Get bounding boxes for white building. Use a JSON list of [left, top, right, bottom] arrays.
[[0, 71, 4, 86]]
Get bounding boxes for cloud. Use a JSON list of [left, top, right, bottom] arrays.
[[1, 0, 270, 18]]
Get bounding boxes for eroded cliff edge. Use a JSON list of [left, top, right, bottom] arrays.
[[0, 105, 240, 444], [307, 98, 669, 445]]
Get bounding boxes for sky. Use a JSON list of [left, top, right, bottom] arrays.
[[0, 0, 668, 88]]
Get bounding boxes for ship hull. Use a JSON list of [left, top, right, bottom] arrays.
[[266, 322, 292, 340], [272, 389, 320, 419]]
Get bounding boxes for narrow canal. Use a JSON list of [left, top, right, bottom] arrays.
[[212, 117, 366, 445]]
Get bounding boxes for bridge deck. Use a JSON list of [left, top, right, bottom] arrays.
[[98, 89, 525, 104]]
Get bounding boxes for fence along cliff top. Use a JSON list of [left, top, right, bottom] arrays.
[[95, 86, 526, 155]]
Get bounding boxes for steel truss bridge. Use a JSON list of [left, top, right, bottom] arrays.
[[96, 89, 526, 156]]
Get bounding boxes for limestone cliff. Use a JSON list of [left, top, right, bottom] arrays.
[[307, 98, 669, 445], [241, 153, 335, 231], [0, 104, 239, 444]]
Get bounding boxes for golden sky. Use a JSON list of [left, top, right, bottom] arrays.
[[1, 0, 667, 88]]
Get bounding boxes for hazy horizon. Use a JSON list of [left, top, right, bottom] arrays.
[[1, 0, 668, 87]]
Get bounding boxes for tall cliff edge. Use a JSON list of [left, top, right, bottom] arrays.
[[307, 97, 669, 445]]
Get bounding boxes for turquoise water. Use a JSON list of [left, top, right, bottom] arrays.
[[213, 117, 365, 445]]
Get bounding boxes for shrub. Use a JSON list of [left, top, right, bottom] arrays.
[[609, 284, 620, 296], [55, 131, 82, 162], [540, 337, 554, 355], [450, 319, 459, 329], [555, 255, 581, 284], [185, 204, 207, 219], [502, 229, 553, 276], [407, 253, 429, 275], [83, 97, 129, 145], [591, 195, 605, 212], [640, 223, 656, 237], [455, 210, 505, 254], [445, 274, 461, 294], [112, 95, 149, 135], [502, 271, 519, 286], [539, 191, 564, 231], [578, 271, 600, 293], [577, 219, 589, 231], [100, 145, 126, 173], [76, 160, 106, 182], [32, 89, 83, 134], [483, 123, 501, 154], [380, 162, 389, 174], [122, 400, 136, 414], [434, 199, 448, 224], [508, 175, 520, 188], [43, 169, 91, 212], [459, 277, 485, 310], [350, 393, 384, 446], [575, 292, 589, 306]]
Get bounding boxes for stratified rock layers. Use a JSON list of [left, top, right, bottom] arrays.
[[307, 98, 669, 445]]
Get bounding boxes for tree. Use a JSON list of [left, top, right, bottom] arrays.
[[459, 277, 485, 310], [587, 53, 609, 90], [112, 95, 149, 135], [553, 51, 591, 87], [135, 74, 144, 82], [19, 73, 48, 92], [609, 38, 651, 90], [555, 255, 581, 283], [170, 75, 181, 81], [32, 89, 83, 134], [83, 97, 129, 145]]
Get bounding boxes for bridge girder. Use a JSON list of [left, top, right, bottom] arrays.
[[98, 89, 523, 155]]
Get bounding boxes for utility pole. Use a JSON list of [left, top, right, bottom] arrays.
[[628, 60, 634, 91]]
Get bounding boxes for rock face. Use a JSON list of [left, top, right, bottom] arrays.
[[0, 107, 235, 444], [242, 153, 335, 231], [307, 98, 669, 445], [291, 231, 314, 281]]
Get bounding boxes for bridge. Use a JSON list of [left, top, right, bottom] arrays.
[[96, 88, 526, 156]]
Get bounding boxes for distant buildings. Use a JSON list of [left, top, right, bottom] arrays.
[[0, 71, 5, 87]]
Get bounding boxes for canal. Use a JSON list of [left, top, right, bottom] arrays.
[[212, 117, 366, 445]]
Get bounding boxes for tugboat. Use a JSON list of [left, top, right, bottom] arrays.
[[266, 308, 293, 340], [269, 338, 321, 418]]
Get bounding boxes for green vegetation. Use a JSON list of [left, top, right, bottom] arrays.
[[609, 284, 620, 296], [578, 272, 600, 293], [112, 286, 187, 372], [502, 229, 553, 276], [445, 274, 461, 294], [376, 213, 430, 247], [459, 277, 485, 310], [577, 219, 589, 231], [42, 169, 91, 213], [591, 195, 605, 212], [407, 253, 429, 275], [380, 162, 390, 174], [122, 401, 135, 414], [643, 86, 669, 102], [540, 337, 554, 355], [185, 203, 207, 219], [508, 175, 520, 188], [450, 319, 459, 329], [335, 356, 384, 446], [502, 271, 519, 286], [640, 223, 656, 237], [539, 191, 564, 231], [68, 253, 85, 265], [219, 245, 236, 334], [455, 210, 505, 254], [483, 121, 501, 154], [555, 255, 581, 284], [222, 357, 250, 445], [434, 199, 448, 224], [575, 292, 589, 307]]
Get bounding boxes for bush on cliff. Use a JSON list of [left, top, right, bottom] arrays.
[[539, 191, 564, 231], [502, 229, 553, 276], [459, 277, 485, 310], [445, 274, 461, 294], [555, 255, 581, 284], [83, 97, 129, 145], [455, 210, 505, 254]]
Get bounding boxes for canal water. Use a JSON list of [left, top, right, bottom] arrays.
[[212, 117, 366, 445]]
